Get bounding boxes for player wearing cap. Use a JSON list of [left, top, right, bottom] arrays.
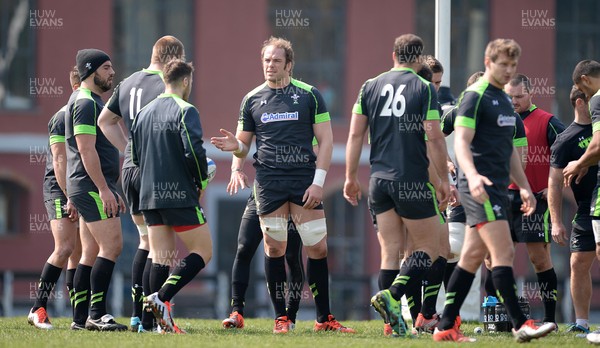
[[66, 48, 127, 331]]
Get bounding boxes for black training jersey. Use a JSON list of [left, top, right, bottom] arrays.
[[65, 88, 120, 196], [550, 122, 597, 230], [441, 105, 457, 136], [454, 79, 518, 190], [353, 67, 440, 182], [43, 105, 68, 200], [131, 93, 208, 210], [105, 69, 164, 169], [237, 78, 330, 180], [442, 99, 528, 148], [591, 89, 600, 137]]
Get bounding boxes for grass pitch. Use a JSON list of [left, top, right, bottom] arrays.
[[0, 317, 592, 347]]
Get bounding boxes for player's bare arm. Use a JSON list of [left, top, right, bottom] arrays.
[[98, 107, 127, 153], [228, 155, 249, 195], [304, 120, 332, 209], [211, 129, 253, 159], [515, 143, 528, 170], [344, 112, 368, 206], [564, 131, 600, 186], [509, 146, 536, 216], [425, 121, 450, 210], [51, 142, 77, 220], [547, 167, 567, 246]]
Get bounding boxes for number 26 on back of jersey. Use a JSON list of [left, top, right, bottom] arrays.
[[379, 84, 406, 117]]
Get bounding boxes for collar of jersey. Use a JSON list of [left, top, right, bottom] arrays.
[[142, 68, 164, 80], [390, 67, 416, 73], [519, 104, 537, 119], [78, 87, 99, 98], [157, 93, 182, 100]]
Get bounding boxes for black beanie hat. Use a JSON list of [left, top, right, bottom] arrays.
[[76, 48, 110, 82]]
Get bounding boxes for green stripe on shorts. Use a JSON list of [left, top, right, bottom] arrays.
[[593, 190, 600, 217], [195, 206, 206, 225], [426, 182, 444, 224], [543, 207, 550, 243], [88, 192, 107, 220], [483, 199, 496, 222], [55, 198, 62, 219]]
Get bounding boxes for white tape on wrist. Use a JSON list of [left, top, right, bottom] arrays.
[[313, 169, 327, 187], [233, 139, 244, 155]]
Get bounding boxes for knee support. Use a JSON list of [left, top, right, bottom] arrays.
[[136, 224, 148, 237], [448, 222, 466, 263], [260, 217, 288, 242], [297, 218, 327, 246]]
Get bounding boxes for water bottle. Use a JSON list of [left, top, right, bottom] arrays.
[[482, 296, 497, 332], [494, 303, 510, 332]]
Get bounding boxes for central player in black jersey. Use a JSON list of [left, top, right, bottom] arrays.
[[440, 70, 530, 324], [66, 49, 127, 331], [344, 34, 449, 338], [212, 37, 354, 334], [548, 86, 597, 334], [132, 59, 212, 334], [564, 60, 600, 344], [98, 36, 185, 332], [221, 155, 304, 330], [433, 39, 555, 343]]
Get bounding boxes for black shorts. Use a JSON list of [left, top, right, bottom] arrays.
[[44, 196, 68, 221], [447, 204, 466, 223], [121, 166, 141, 215], [243, 192, 259, 221], [367, 198, 378, 233], [142, 205, 207, 227], [243, 190, 299, 234], [570, 226, 595, 252], [460, 186, 509, 228], [368, 177, 439, 220], [253, 179, 322, 216], [508, 190, 550, 243], [70, 191, 120, 223]]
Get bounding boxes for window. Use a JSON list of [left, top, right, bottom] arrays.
[[112, 0, 194, 88], [0, 179, 28, 236], [269, 0, 346, 120], [0, 0, 35, 110], [555, 0, 600, 124]]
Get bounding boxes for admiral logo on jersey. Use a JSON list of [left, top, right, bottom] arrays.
[[497, 114, 516, 127], [260, 111, 299, 123]]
